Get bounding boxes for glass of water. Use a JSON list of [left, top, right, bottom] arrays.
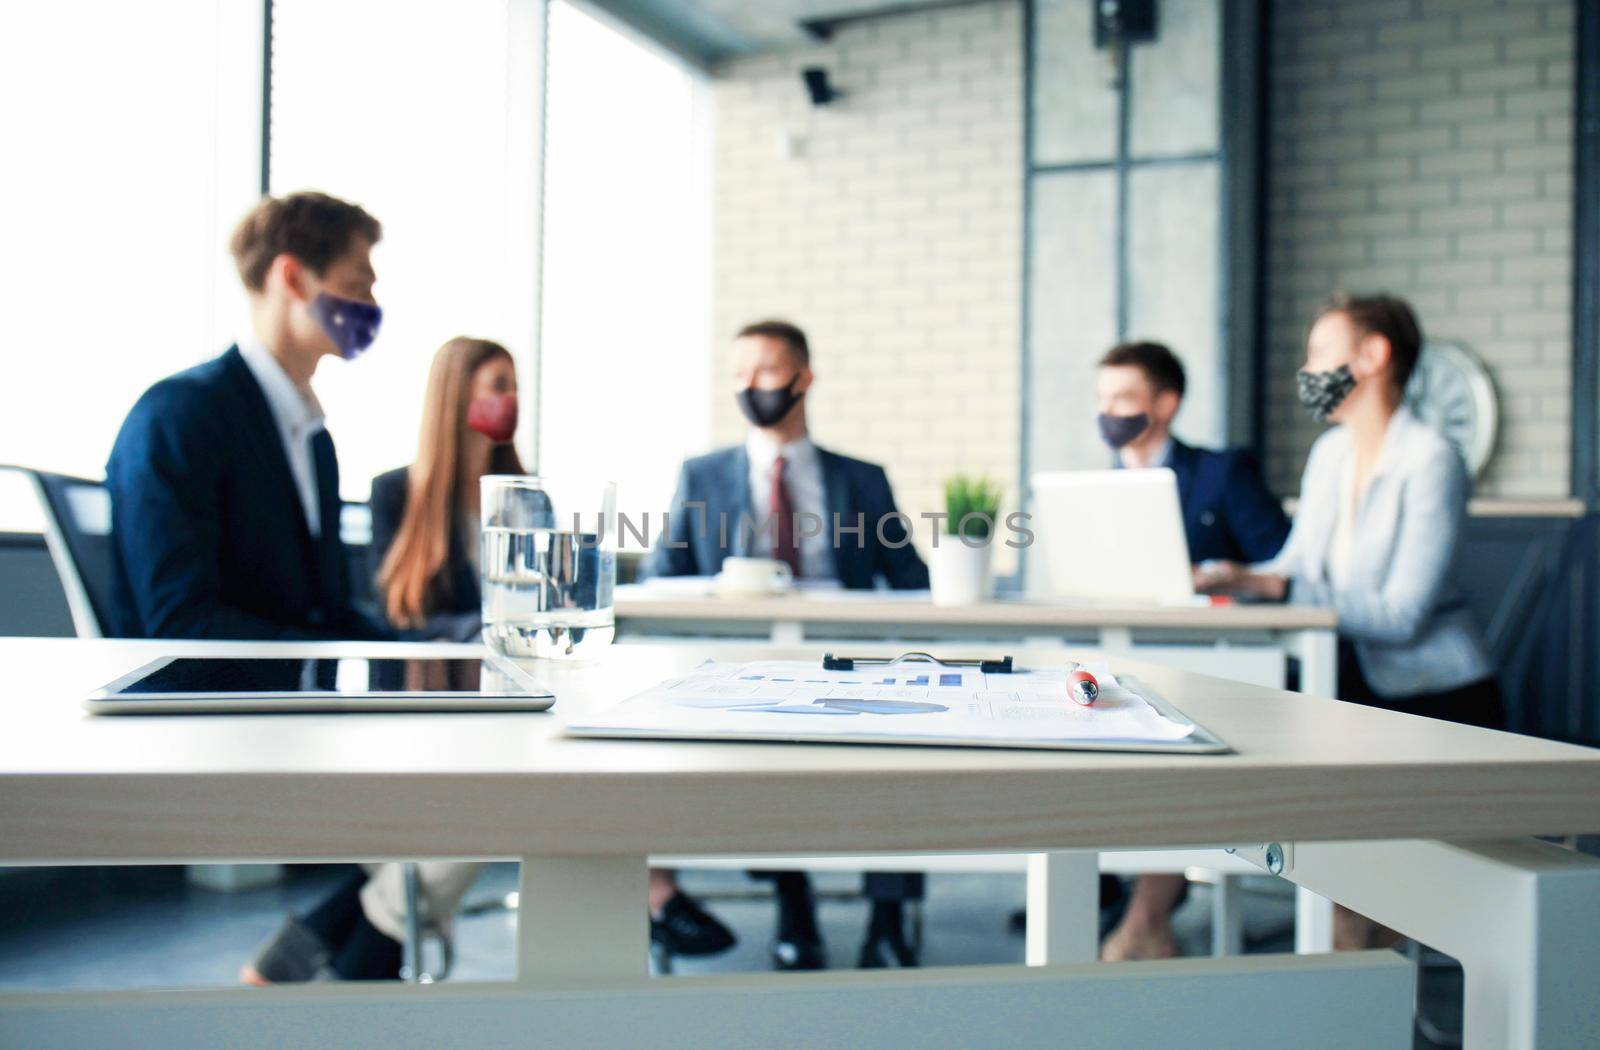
[[480, 475, 617, 660]]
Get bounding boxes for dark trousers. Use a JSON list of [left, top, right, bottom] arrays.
[[749, 869, 925, 901], [1337, 641, 1505, 729]]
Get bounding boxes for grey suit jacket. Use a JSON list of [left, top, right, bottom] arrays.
[[1262, 407, 1492, 699]]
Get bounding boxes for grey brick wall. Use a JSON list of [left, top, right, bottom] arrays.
[[708, 3, 1024, 558], [709, 0, 1576, 508], [1263, 0, 1575, 497]]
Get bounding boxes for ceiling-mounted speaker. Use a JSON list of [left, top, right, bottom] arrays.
[[802, 67, 840, 106], [1093, 0, 1157, 49]]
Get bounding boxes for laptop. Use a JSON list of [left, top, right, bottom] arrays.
[[1027, 469, 1195, 604]]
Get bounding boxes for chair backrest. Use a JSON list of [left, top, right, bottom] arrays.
[[24, 468, 115, 638]]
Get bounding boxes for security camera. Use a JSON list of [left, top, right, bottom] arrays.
[[802, 67, 839, 106]]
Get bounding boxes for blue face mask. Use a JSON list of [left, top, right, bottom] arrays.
[[308, 292, 382, 360]]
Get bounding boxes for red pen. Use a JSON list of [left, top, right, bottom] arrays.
[[1066, 661, 1099, 706]]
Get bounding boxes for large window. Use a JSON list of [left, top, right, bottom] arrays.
[[269, 0, 544, 500], [1025, 0, 1228, 477], [539, 1, 712, 524], [1, 0, 712, 533], [0, 0, 261, 528], [270, 0, 711, 515]]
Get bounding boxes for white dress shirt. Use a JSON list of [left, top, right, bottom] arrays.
[[240, 341, 328, 537], [1116, 435, 1173, 471], [745, 432, 835, 581]]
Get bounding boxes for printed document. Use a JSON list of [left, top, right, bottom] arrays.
[[565, 659, 1219, 752]]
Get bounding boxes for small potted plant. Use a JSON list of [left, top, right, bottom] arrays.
[[929, 475, 1002, 606]]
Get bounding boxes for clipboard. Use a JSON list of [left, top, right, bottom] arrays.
[[822, 651, 1015, 674], [564, 658, 1233, 755], [1094, 675, 1231, 754]]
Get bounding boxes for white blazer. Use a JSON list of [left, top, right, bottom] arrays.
[[1263, 407, 1492, 698]]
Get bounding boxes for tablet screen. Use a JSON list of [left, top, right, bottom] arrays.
[[101, 657, 533, 700]]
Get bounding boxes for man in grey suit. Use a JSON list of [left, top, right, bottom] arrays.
[[647, 319, 929, 971]]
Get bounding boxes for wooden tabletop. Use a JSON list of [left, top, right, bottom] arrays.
[[614, 585, 1338, 631], [1, 638, 1594, 864]]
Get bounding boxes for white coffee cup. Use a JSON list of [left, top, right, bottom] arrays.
[[715, 556, 794, 596]]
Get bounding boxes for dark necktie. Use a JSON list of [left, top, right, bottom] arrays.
[[771, 454, 802, 579], [309, 428, 344, 608]]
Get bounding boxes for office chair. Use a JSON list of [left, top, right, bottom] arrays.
[[18, 467, 451, 982], [20, 467, 116, 638]]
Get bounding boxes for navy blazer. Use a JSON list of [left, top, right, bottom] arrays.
[[645, 444, 929, 590], [104, 346, 388, 640], [1164, 438, 1290, 565], [368, 466, 483, 640]]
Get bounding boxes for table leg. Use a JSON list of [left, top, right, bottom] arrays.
[[1025, 851, 1099, 965], [1290, 627, 1340, 955], [1210, 873, 1244, 956], [517, 855, 648, 984], [1294, 627, 1338, 698], [770, 620, 804, 646], [1098, 627, 1133, 653], [1295, 884, 1335, 955], [1288, 838, 1600, 1050], [401, 863, 424, 983]]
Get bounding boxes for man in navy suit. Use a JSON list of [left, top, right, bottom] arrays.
[[106, 192, 411, 984], [648, 320, 928, 590], [1096, 341, 1289, 566], [105, 191, 390, 642], [647, 320, 929, 971], [1093, 340, 1289, 962]]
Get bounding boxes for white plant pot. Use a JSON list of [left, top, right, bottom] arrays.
[[928, 537, 993, 606]]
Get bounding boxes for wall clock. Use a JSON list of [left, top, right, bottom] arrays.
[[1404, 341, 1499, 478]]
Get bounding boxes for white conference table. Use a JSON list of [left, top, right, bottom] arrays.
[[614, 583, 1341, 698], [617, 584, 1344, 950], [2, 637, 1598, 1050]]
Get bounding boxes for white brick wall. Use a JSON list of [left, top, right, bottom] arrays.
[[1264, 0, 1575, 498], [708, 2, 1024, 558]]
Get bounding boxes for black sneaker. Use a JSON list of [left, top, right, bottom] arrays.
[[651, 892, 737, 957], [246, 916, 331, 983], [771, 935, 826, 971], [858, 933, 918, 969], [771, 882, 826, 970]]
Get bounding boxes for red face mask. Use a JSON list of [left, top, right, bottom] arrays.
[[467, 393, 518, 444]]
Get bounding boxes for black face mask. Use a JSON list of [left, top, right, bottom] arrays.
[[1097, 412, 1150, 450], [1296, 364, 1357, 422], [736, 376, 803, 428]]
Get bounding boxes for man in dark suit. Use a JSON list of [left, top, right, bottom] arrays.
[[648, 320, 928, 590], [106, 191, 407, 985], [1094, 340, 1289, 961], [1096, 341, 1289, 566], [105, 191, 389, 642], [647, 320, 929, 971]]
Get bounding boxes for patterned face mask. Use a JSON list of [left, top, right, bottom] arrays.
[[1296, 364, 1357, 422], [308, 292, 383, 360]]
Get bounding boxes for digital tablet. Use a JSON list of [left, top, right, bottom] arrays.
[[85, 656, 555, 715]]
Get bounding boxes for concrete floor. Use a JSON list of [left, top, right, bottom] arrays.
[[0, 863, 1460, 1047]]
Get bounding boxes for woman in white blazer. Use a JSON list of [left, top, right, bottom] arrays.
[[1200, 293, 1503, 949], [1201, 292, 1501, 726]]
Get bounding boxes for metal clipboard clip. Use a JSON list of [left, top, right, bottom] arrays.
[[821, 651, 1014, 674]]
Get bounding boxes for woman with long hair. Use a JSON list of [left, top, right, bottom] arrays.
[[242, 338, 525, 984], [369, 337, 734, 965], [371, 336, 525, 639]]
